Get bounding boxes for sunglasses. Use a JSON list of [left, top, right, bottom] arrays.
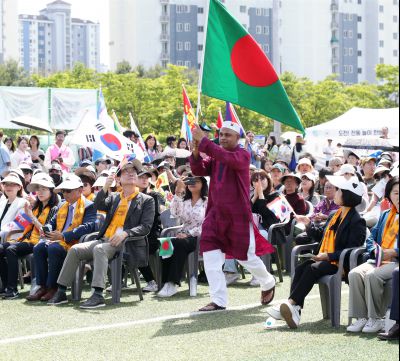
[[61, 189, 74, 194]]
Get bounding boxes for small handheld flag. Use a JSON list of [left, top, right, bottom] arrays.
[[155, 173, 169, 190], [182, 85, 197, 137], [159, 237, 174, 258], [267, 195, 294, 222], [226, 102, 245, 137], [4, 212, 33, 232]]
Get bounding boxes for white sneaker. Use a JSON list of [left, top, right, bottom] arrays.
[[280, 301, 301, 329], [143, 280, 158, 292], [249, 276, 260, 287], [347, 318, 368, 333], [225, 273, 240, 286], [362, 318, 385, 334], [267, 304, 283, 320], [157, 282, 178, 298]]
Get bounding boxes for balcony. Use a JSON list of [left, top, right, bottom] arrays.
[[161, 52, 170, 61], [160, 33, 169, 41], [330, 36, 339, 45], [160, 15, 170, 23], [331, 56, 339, 65], [331, 22, 339, 30], [331, 4, 338, 12]]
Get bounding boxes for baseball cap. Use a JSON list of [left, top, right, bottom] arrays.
[[49, 163, 62, 172], [300, 172, 316, 183], [79, 159, 93, 167], [95, 157, 112, 166], [116, 159, 142, 176], [221, 121, 241, 135], [27, 174, 55, 192], [271, 164, 285, 173], [361, 156, 377, 166], [326, 175, 364, 197], [374, 165, 390, 176], [329, 157, 344, 167], [19, 163, 33, 172], [55, 174, 83, 192]]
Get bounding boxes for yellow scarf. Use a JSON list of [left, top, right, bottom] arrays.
[[17, 206, 51, 245], [320, 208, 350, 265], [56, 195, 86, 250], [104, 190, 139, 239], [86, 193, 95, 201], [382, 206, 399, 250]]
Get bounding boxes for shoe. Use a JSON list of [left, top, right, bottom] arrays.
[[198, 302, 226, 312], [225, 273, 240, 286], [362, 318, 385, 333], [347, 318, 368, 333], [47, 290, 68, 306], [157, 282, 178, 298], [249, 276, 260, 287], [80, 293, 106, 309], [0, 288, 7, 297], [40, 288, 57, 302], [261, 287, 275, 305], [280, 301, 301, 329], [267, 304, 283, 320], [26, 287, 48, 301], [378, 323, 400, 341], [143, 280, 158, 293], [3, 289, 19, 300]]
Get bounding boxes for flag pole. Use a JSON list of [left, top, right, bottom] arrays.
[[196, 0, 211, 119]]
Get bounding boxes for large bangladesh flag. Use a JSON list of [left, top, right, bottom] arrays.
[[201, 0, 304, 133]]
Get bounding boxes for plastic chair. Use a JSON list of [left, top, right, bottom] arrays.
[[160, 209, 179, 229], [305, 201, 314, 217], [290, 242, 357, 328]]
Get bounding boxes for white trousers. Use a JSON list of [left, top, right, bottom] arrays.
[[203, 223, 275, 308]]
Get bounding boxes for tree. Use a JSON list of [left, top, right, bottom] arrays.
[[376, 64, 399, 106], [0, 59, 34, 86], [115, 60, 133, 74]]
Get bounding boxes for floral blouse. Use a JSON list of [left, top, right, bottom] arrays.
[[170, 195, 208, 238]]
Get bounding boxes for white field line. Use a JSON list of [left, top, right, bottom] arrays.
[[0, 292, 348, 346]]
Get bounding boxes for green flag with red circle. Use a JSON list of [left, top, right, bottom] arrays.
[[201, 0, 304, 134]]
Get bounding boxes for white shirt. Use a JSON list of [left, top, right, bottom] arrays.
[[323, 145, 335, 161]]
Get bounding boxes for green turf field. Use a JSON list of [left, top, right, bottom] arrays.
[[0, 276, 398, 361]]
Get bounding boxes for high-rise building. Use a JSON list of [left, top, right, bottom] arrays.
[[19, 0, 100, 75], [109, 0, 279, 71], [109, 0, 398, 84], [0, 0, 19, 64], [279, 0, 399, 83]]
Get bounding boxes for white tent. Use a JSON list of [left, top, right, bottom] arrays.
[[306, 107, 399, 140]]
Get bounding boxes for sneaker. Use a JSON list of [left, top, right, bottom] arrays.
[[280, 301, 301, 329], [143, 280, 158, 293], [47, 290, 68, 306], [249, 276, 260, 287], [225, 273, 240, 286], [3, 289, 19, 300], [347, 318, 368, 333], [267, 304, 283, 320], [80, 293, 106, 309], [0, 288, 7, 297], [157, 282, 178, 298], [362, 318, 385, 334]]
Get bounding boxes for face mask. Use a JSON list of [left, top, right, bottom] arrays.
[[50, 174, 62, 185]]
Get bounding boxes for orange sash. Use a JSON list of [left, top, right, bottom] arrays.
[[382, 206, 399, 250]]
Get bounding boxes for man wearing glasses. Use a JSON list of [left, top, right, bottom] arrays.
[[33, 174, 96, 302], [48, 160, 155, 309]]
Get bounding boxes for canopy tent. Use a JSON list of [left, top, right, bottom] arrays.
[[306, 107, 399, 140]]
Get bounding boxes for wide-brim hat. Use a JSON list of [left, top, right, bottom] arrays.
[[19, 162, 33, 172], [300, 172, 316, 183], [94, 157, 112, 166], [27, 174, 55, 193], [336, 164, 356, 176], [296, 158, 313, 171], [1, 173, 23, 187], [281, 173, 302, 185], [374, 165, 391, 176], [74, 166, 96, 181], [343, 149, 361, 160], [326, 175, 364, 197], [55, 174, 83, 193]]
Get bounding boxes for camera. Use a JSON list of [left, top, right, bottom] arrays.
[[184, 177, 197, 186], [42, 225, 52, 234]]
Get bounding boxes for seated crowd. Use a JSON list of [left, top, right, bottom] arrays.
[[0, 128, 398, 340]]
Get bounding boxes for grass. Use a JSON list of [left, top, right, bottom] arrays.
[[0, 275, 398, 361]]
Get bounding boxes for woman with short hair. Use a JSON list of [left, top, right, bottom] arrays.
[[267, 176, 366, 329]]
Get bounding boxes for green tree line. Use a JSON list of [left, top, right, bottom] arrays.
[[0, 60, 398, 140]]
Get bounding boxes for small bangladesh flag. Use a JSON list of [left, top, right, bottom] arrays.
[[159, 237, 174, 258], [201, 0, 304, 134]]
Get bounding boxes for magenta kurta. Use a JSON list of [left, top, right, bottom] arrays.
[[190, 137, 273, 261]]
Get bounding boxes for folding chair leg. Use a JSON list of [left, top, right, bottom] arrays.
[[274, 247, 284, 283], [111, 254, 123, 304], [18, 260, 24, 290], [330, 280, 342, 328], [71, 261, 85, 301], [130, 267, 144, 301], [319, 283, 330, 320]]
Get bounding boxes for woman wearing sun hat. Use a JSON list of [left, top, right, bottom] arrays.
[[267, 175, 367, 329], [0, 174, 59, 299]]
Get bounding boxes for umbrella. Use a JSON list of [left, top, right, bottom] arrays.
[[280, 131, 301, 144], [343, 137, 399, 152], [161, 148, 192, 159], [10, 116, 53, 134]]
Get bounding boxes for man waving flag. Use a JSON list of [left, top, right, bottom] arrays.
[[201, 0, 304, 134]]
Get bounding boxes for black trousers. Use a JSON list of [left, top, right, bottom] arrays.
[[290, 260, 338, 308], [161, 236, 197, 286], [295, 232, 313, 246], [0, 242, 34, 290], [139, 236, 159, 283], [390, 267, 399, 322]]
